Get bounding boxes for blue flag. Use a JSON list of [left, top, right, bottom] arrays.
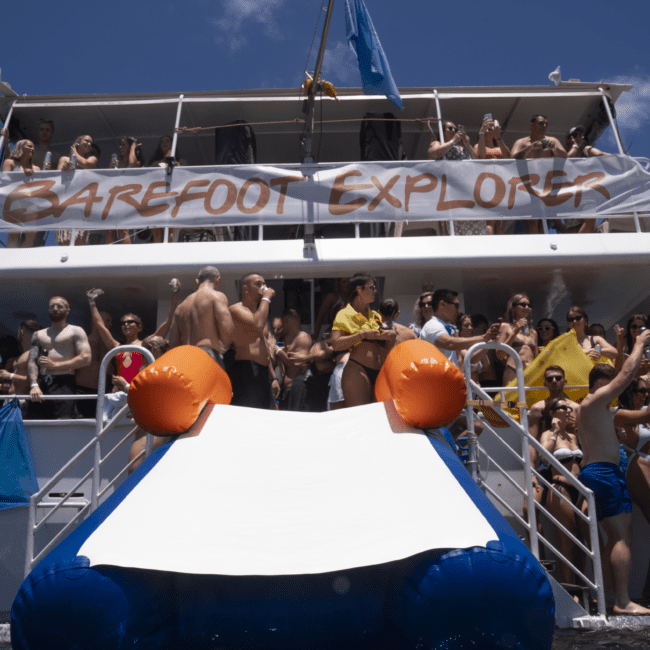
[[345, 0, 403, 110]]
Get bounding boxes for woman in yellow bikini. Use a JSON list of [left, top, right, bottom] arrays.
[[331, 274, 396, 407]]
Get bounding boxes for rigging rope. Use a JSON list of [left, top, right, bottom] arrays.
[[175, 117, 440, 134]]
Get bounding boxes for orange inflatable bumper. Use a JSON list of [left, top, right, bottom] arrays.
[[375, 340, 466, 428], [128, 345, 232, 435]]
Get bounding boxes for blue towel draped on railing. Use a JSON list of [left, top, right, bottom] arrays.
[[0, 399, 38, 509]]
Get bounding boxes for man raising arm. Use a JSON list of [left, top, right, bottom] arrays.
[[576, 329, 650, 615], [228, 273, 279, 409]]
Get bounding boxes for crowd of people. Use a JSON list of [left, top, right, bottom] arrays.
[[1, 113, 612, 247], [1, 271, 648, 614]]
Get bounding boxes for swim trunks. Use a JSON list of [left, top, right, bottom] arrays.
[[578, 462, 632, 521], [197, 345, 225, 371], [75, 384, 97, 419], [26, 374, 77, 420], [229, 360, 273, 410]]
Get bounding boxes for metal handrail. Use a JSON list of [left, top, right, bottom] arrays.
[[24, 345, 155, 576], [462, 342, 606, 618]]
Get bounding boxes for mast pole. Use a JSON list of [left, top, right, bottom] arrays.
[[301, 0, 336, 163]]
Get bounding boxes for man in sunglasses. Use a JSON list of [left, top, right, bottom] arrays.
[[528, 366, 579, 442], [525, 366, 580, 514], [419, 289, 500, 368], [576, 329, 650, 615], [27, 296, 91, 419]]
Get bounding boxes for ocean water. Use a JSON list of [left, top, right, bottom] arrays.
[[552, 625, 650, 649]]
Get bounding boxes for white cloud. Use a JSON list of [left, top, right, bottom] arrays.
[[210, 0, 286, 53], [320, 41, 359, 86], [609, 72, 650, 131], [602, 71, 650, 155]]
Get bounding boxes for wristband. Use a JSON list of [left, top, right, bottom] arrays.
[[89, 301, 96, 306], [272, 377, 279, 382], [550, 436, 557, 441], [9, 373, 14, 381], [261, 297, 271, 303], [571, 144, 579, 149], [31, 383, 39, 388]]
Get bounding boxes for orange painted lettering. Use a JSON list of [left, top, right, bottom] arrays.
[[3, 180, 59, 223], [404, 174, 437, 212], [204, 179, 237, 215], [436, 174, 475, 211], [171, 180, 210, 218], [473, 173, 506, 209], [539, 170, 573, 207], [329, 170, 372, 216], [138, 181, 177, 217], [507, 175, 541, 210], [52, 183, 103, 219], [237, 178, 270, 214], [101, 184, 143, 220], [368, 175, 402, 211], [573, 172, 610, 208], [270, 176, 304, 214]]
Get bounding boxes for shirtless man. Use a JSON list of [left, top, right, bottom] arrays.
[[0, 320, 40, 398], [229, 273, 280, 409], [511, 115, 568, 160], [576, 330, 650, 615], [75, 310, 113, 418], [27, 297, 91, 420], [32, 120, 61, 170], [275, 309, 312, 411], [168, 266, 234, 369]]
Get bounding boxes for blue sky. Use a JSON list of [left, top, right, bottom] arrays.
[[2, 0, 650, 155]]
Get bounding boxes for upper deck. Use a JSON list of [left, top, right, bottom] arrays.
[[2, 81, 650, 337]]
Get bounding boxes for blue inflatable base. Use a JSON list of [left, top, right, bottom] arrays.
[[12, 437, 555, 650]]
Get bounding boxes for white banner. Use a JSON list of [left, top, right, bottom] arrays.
[[2, 155, 650, 230]]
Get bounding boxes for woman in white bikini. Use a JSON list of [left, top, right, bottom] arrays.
[[540, 398, 584, 586]]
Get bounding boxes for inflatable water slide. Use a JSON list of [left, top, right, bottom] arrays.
[[11, 342, 554, 649]]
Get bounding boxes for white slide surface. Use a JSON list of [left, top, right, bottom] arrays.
[[79, 402, 497, 575]]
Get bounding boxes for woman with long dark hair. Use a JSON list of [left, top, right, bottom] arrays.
[[566, 306, 617, 362], [331, 273, 396, 407], [536, 318, 560, 351]]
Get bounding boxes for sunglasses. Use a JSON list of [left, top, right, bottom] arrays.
[[567, 315, 584, 323], [630, 324, 644, 330], [444, 300, 460, 309], [537, 326, 553, 331], [633, 388, 650, 395], [445, 125, 458, 132], [515, 302, 531, 308], [419, 301, 433, 308], [121, 319, 140, 326], [553, 405, 572, 412], [545, 375, 563, 382]]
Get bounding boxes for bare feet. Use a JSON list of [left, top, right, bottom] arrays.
[[612, 602, 650, 616]]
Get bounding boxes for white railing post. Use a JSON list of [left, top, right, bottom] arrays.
[[463, 341, 537, 557], [599, 87, 625, 155], [92, 345, 155, 513]]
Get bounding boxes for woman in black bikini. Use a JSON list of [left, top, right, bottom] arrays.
[[330, 274, 396, 407], [540, 398, 584, 586]]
